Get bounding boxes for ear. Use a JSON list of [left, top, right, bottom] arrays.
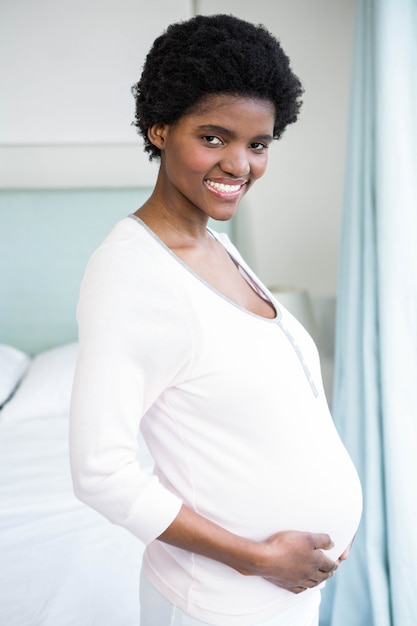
[[147, 123, 168, 150]]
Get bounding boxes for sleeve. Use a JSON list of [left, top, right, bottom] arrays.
[[69, 239, 191, 545]]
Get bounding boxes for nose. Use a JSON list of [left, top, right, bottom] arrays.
[[219, 146, 250, 178]]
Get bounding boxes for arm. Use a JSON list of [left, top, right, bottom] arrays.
[[159, 504, 338, 594]]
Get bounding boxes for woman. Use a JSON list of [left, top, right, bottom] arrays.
[[70, 14, 362, 626]]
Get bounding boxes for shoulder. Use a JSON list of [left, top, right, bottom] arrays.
[[78, 217, 190, 324], [90, 216, 163, 265], [83, 216, 181, 290]]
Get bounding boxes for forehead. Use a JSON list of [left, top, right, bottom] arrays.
[[181, 94, 275, 129]]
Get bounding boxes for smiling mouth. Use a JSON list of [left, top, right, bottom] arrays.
[[205, 180, 247, 194]]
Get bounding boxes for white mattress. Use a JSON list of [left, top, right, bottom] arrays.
[[0, 415, 146, 625]]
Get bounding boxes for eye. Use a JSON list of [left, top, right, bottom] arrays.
[[250, 142, 268, 152], [203, 135, 223, 145]]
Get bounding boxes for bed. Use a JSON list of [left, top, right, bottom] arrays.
[[0, 188, 234, 626], [0, 190, 152, 626], [0, 343, 155, 626]]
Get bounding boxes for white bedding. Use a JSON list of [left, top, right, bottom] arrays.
[[0, 344, 151, 626]]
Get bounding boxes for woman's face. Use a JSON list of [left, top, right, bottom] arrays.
[[149, 95, 275, 224]]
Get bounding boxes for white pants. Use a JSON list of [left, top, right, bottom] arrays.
[[140, 570, 320, 626]]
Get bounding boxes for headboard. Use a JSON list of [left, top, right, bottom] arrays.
[[0, 188, 151, 354], [0, 188, 233, 355]]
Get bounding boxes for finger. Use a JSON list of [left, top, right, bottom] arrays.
[[316, 567, 336, 584], [338, 546, 350, 562], [312, 533, 335, 551], [289, 586, 307, 594], [318, 558, 338, 574], [305, 579, 319, 587], [339, 536, 355, 561]]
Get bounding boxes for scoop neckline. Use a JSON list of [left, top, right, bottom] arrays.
[[128, 214, 280, 323]]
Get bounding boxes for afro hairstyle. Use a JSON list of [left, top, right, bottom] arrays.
[[132, 13, 304, 160]]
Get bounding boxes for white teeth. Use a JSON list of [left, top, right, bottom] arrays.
[[206, 180, 242, 193]]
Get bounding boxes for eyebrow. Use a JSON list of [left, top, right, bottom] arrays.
[[196, 124, 273, 142]]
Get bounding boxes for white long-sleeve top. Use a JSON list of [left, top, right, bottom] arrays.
[[70, 216, 362, 626]]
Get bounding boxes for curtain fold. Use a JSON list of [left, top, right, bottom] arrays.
[[320, 1, 417, 625]]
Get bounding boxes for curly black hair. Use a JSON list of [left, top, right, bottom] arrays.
[[132, 14, 303, 160]]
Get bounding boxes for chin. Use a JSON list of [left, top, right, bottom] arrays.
[[208, 204, 239, 222]]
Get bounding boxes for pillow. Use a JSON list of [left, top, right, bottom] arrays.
[[0, 344, 31, 407], [1, 342, 78, 420]]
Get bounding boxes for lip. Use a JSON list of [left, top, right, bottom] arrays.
[[204, 178, 248, 199]]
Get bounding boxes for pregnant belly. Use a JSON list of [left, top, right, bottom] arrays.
[[197, 408, 363, 562], [251, 421, 363, 561], [273, 443, 362, 560]]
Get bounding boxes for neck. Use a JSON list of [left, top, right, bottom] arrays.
[[135, 173, 211, 247]]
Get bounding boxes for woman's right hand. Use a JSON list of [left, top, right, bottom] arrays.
[[159, 506, 338, 594], [247, 530, 338, 594]]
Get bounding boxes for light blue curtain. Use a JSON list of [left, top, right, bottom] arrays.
[[320, 1, 417, 625]]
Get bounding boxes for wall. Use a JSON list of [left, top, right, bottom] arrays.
[[197, 0, 355, 298], [0, 0, 191, 188]]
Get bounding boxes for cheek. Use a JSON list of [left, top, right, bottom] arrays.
[[167, 149, 211, 178], [184, 152, 214, 175], [252, 155, 269, 180]]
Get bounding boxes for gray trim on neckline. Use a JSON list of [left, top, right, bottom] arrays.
[[128, 214, 319, 398]]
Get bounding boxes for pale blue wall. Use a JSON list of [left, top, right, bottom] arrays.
[[0, 188, 233, 354]]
